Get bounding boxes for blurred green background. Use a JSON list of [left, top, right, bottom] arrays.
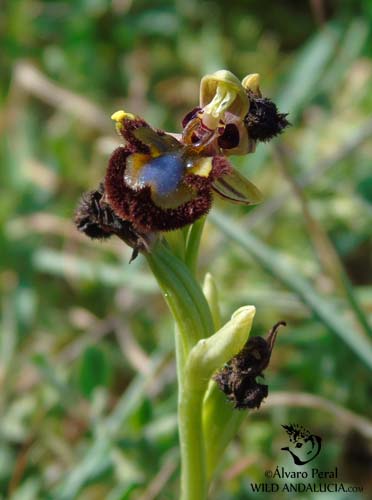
[[1, 1, 372, 499]]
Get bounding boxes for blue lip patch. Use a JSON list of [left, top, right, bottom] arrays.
[[138, 153, 185, 197]]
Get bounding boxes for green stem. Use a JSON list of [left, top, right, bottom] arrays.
[[146, 238, 212, 500], [164, 228, 186, 260], [146, 232, 256, 499], [178, 384, 207, 500], [175, 326, 207, 500], [185, 217, 206, 275]]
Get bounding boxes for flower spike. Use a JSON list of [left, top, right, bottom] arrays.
[[77, 70, 288, 251]]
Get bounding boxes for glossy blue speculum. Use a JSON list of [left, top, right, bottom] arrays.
[[138, 153, 185, 197]]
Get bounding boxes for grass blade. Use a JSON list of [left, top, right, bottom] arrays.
[[210, 211, 372, 370]]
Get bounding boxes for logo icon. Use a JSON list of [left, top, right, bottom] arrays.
[[281, 424, 322, 465]]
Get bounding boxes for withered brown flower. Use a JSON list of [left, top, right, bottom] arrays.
[[74, 183, 155, 261], [213, 321, 286, 409]]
